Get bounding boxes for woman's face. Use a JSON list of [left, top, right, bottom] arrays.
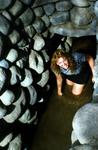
[[57, 57, 69, 69]]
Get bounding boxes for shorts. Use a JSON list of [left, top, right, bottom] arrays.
[[62, 62, 92, 84]]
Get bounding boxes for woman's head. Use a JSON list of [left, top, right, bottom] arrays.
[[51, 49, 76, 74], [56, 55, 69, 70]]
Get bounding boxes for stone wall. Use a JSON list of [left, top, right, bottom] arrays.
[[0, 0, 97, 149]]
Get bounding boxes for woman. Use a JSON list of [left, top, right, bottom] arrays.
[[51, 49, 95, 96]]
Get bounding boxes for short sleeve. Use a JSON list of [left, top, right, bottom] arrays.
[[72, 52, 87, 64]]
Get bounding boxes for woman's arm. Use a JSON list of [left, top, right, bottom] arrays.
[[87, 55, 95, 81], [55, 74, 63, 96]]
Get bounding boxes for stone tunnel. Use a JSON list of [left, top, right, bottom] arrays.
[[0, 0, 98, 149]]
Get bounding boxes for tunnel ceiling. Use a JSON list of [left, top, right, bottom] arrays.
[[32, 0, 96, 37], [0, 0, 96, 40]]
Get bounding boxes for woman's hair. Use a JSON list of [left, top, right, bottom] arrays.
[[51, 49, 77, 75]]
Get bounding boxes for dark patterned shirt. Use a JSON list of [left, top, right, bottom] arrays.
[[60, 52, 87, 75]]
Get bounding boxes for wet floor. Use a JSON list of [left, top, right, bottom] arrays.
[[31, 79, 93, 150]]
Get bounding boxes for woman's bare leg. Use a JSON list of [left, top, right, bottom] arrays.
[[66, 79, 74, 86], [72, 83, 85, 95], [56, 74, 63, 96]]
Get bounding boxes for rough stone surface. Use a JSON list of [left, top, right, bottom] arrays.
[[19, 8, 34, 27], [0, 0, 12, 9], [0, 14, 10, 35], [70, 7, 94, 26], [71, 0, 90, 7], [9, 0, 24, 17], [49, 21, 96, 37], [33, 7, 45, 17], [33, 34, 45, 51], [72, 103, 98, 145], [43, 3, 55, 16], [50, 11, 69, 25], [56, 1, 72, 11], [69, 144, 98, 150]]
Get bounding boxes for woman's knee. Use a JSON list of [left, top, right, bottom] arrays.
[[72, 84, 85, 95], [72, 89, 82, 95], [66, 79, 74, 86]]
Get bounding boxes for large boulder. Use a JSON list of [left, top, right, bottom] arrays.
[[72, 103, 98, 145]]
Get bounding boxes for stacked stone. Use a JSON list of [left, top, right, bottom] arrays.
[[92, 1, 98, 102], [70, 103, 98, 150], [69, 1, 98, 147], [49, 0, 96, 37], [0, 0, 51, 149]]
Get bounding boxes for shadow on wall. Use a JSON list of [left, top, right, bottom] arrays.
[[72, 35, 96, 59]]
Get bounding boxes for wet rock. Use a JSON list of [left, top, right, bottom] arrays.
[[0, 133, 13, 147], [20, 69, 33, 87], [42, 30, 49, 38], [0, 14, 10, 35], [0, 59, 9, 69], [9, 0, 24, 17], [0, 68, 7, 90], [18, 109, 31, 123], [8, 134, 22, 150], [26, 85, 37, 105], [6, 48, 18, 63], [29, 50, 44, 74], [32, 0, 59, 8], [56, 1, 72, 11], [0, 34, 4, 56], [71, 0, 90, 7], [9, 66, 21, 85], [92, 85, 98, 102], [24, 25, 36, 38], [37, 70, 49, 87], [95, 25, 98, 41], [33, 7, 45, 17], [0, 107, 7, 119], [3, 89, 26, 123], [0, 0, 12, 9], [69, 144, 98, 150], [42, 15, 50, 28], [33, 34, 45, 51], [0, 89, 15, 106], [8, 30, 20, 44], [43, 3, 55, 16], [17, 39, 27, 48], [19, 8, 34, 27], [72, 103, 98, 145], [92, 54, 98, 102], [33, 17, 45, 33], [41, 49, 50, 63], [70, 7, 94, 26], [2, 11, 12, 21], [49, 21, 96, 37], [94, 1, 98, 18], [50, 11, 69, 25], [20, 0, 33, 5]]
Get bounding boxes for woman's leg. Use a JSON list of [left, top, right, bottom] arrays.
[[66, 79, 74, 86], [72, 83, 85, 95], [56, 74, 63, 96]]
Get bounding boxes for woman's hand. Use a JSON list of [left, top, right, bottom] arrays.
[[87, 55, 95, 76], [58, 91, 63, 96]]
